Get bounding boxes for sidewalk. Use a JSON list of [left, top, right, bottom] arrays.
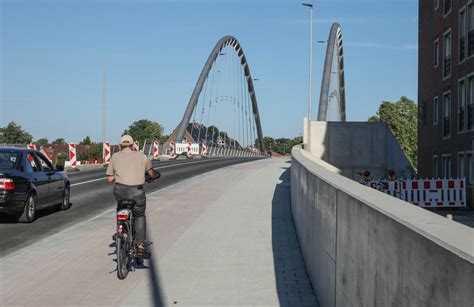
[[0, 158, 317, 307]]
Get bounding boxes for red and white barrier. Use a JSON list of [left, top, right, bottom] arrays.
[[202, 143, 207, 157], [69, 143, 77, 167], [187, 142, 192, 158], [133, 141, 139, 151], [402, 179, 466, 208], [170, 142, 175, 157], [153, 141, 160, 160], [103, 141, 111, 163], [40, 147, 53, 162], [26, 144, 35, 162], [364, 178, 467, 208]]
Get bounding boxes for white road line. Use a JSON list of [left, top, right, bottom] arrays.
[[70, 158, 230, 187]]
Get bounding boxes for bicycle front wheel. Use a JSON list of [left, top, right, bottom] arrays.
[[116, 235, 130, 280]]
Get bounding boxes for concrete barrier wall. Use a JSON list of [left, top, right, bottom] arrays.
[[303, 120, 415, 179], [291, 146, 474, 306]]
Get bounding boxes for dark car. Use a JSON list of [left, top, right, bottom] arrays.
[[0, 147, 70, 223]]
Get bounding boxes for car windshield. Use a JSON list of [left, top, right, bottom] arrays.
[[0, 151, 20, 169]]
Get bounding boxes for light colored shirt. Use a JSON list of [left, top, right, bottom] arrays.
[[106, 148, 153, 185]]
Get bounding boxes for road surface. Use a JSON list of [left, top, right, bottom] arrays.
[[0, 157, 261, 257]]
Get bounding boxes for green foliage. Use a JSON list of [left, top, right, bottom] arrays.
[[0, 122, 33, 144], [55, 152, 68, 167], [52, 138, 66, 145], [255, 136, 303, 154], [368, 96, 418, 168], [80, 136, 93, 145], [34, 138, 49, 145], [78, 143, 103, 161], [207, 126, 220, 141], [123, 119, 164, 145]]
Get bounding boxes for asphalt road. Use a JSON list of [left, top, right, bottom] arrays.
[[0, 157, 261, 257]]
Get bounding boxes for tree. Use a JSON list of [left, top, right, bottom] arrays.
[[52, 138, 66, 145], [368, 96, 418, 168], [34, 138, 49, 145], [80, 136, 93, 145], [123, 119, 164, 145], [0, 122, 33, 144], [207, 126, 220, 142], [160, 135, 169, 143], [262, 137, 276, 151]]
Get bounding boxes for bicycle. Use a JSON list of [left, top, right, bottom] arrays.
[[115, 199, 146, 280]]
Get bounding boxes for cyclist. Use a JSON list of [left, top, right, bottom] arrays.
[[106, 135, 160, 258]]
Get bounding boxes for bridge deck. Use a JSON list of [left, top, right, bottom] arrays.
[[1, 158, 317, 306]]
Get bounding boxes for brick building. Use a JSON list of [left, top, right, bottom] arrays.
[[419, 0, 473, 206]]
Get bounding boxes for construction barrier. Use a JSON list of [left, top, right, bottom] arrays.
[[153, 141, 160, 160], [187, 142, 192, 158], [175, 143, 200, 156], [363, 178, 466, 208], [68, 143, 77, 167], [170, 142, 175, 157], [202, 143, 207, 157], [40, 147, 53, 162], [133, 141, 140, 151], [103, 141, 111, 163]]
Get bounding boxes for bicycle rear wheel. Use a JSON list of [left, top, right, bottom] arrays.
[[116, 235, 130, 280]]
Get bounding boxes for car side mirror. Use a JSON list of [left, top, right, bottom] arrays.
[[56, 165, 65, 172]]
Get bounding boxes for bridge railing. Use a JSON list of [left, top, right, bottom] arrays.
[[291, 145, 474, 306], [151, 142, 265, 159]]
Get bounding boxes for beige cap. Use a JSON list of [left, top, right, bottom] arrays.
[[120, 135, 134, 145]]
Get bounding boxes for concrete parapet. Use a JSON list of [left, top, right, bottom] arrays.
[[303, 120, 415, 179], [291, 146, 474, 306]]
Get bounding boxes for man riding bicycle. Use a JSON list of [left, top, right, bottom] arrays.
[[106, 135, 160, 258]]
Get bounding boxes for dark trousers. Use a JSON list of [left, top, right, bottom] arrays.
[[113, 184, 146, 244]]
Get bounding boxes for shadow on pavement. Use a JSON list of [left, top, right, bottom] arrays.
[[148, 252, 164, 306], [271, 168, 319, 306], [0, 203, 74, 224]]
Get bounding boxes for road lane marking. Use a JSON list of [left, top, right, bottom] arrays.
[[70, 158, 234, 187]]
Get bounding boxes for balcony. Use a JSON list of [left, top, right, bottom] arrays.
[[443, 116, 451, 137], [444, 56, 451, 78]]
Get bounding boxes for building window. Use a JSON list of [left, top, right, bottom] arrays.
[[458, 153, 465, 178], [468, 76, 474, 130], [460, 9, 467, 62], [443, 30, 452, 78], [435, 0, 439, 10], [434, 39, 440, 67], [443, 92, 451, 137], [433, 96, 439, 125], [459, 80, 466, 132], [469, 4, 474, 57], [444, 0, 452, 16], [433, 155, 439, 178], [467, 153, 473, 185], [442, 155, 452, 178]]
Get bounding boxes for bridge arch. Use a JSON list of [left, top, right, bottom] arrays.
[[175, 35, 265, 153], [317, 23, 346, 121]]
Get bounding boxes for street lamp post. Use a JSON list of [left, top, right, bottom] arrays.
[[302, 3, 313, 151]]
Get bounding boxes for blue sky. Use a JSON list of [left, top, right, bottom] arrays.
[[1, 0, 418, 143]]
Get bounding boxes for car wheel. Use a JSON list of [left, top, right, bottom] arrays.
[[61, 185, 71, 210], [18, 194, 36, 223]]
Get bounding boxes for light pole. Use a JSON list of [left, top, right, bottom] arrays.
[[302, 3, 313, 151]]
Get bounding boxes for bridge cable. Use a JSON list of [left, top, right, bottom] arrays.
[[204, 59, 217, 147], [197, 71, 209, 144]]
